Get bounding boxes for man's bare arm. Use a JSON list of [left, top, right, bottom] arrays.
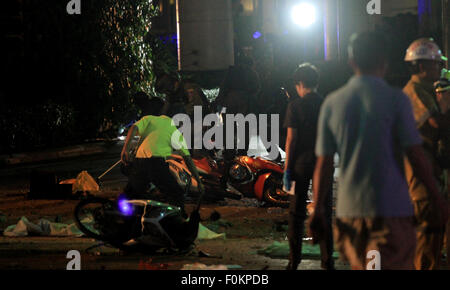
[[121, 125, 138, 165]]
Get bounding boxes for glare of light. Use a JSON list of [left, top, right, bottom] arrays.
[[291, 3, 316, 28], [253, 31, 262, 39], [118, 136, 126, 141], [118, 199, 133, 216]]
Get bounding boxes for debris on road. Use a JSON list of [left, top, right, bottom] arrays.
[[3, 215, 225, 241], [197, 223, 226, 240], [204, 218, 233, 233], [70, 171, 99, 193], [219, 197, 263, 207], [181, 263, 242, 270], [257, 241, 339, 259], [3, 216, 84, 237], [266, 207, 286, 215]]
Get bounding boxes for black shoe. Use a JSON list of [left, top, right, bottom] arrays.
[[286, 261, 299, 270]]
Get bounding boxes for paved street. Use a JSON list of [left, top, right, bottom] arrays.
[[0, 142, 349, 270]]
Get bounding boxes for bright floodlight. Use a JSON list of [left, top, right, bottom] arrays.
[[291, 3, 316, 28]]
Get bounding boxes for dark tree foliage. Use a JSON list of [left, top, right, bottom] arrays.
[[0, 0, 160, 153]]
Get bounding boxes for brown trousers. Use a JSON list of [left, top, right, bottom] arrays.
[[412, 199, 446, 270], [404, 152, 446, 270], [334, 217, 416, 270]]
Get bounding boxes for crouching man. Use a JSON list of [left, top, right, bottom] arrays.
[[121, 97, 204, 213]]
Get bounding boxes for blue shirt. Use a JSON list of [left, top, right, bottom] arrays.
[[315, 76, 422, 217]]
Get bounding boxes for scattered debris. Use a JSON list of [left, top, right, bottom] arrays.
[[209, 210, 221, 221], [204, 219, 233, 233], [180, 263, 241, 270], [198, 250, 211, 257], [257, 241, 339, 259], [197, 223, 226, 240], [266, 207, 285, 215], [71, 171, 99, 193], [138, 259, 169, 270], [3, 216, 225, 241], [3, 216, 84, 237], [220, 198, 263, 207]]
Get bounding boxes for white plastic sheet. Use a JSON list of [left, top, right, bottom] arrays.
[[3, 216, 85, 237], [3, 216, 224, 241]]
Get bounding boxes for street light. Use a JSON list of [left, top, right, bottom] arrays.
[[291, 2, 317, 28]]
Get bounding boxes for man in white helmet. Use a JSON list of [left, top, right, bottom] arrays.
[[434, 70, 450, 267], [403, 38, 450, 270]]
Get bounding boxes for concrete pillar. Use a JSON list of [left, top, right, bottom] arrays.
[[261, 0, 277, 35], [324, 0, 339, 60], [176, 0, 234, 71]]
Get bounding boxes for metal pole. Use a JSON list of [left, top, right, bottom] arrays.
[[336, 0, 341, 60], [443, 0, 449, 67], [97, 160, 122, 181]]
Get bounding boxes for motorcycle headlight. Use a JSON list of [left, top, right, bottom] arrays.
[[229, 163, 251, 182], [118, 199, 133, 216]]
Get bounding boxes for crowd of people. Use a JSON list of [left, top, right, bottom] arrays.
[[120, 30, 450, 270], [284, 32, 450, 270]]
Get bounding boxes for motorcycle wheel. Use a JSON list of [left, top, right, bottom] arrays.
[[74, 197, 134, 244], [263, 175, 290, 208]]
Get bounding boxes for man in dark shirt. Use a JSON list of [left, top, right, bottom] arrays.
[[283, 63, 334, 270]]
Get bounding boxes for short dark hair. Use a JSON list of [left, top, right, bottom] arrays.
[[134, 94, 164, 116], [133, 92, 150, 110], [348, 31, 388, 72], [146, 97, 165, 116], [292, 63, 319, 88]]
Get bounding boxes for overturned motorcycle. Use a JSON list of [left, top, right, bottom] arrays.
[[74, 180, 203, 254], [168, 153, 290, 208]]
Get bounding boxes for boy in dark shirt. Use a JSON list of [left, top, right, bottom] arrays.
[[283, 63, 334, 270]]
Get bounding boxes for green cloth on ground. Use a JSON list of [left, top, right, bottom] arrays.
[[196, 223, 226, 240], [257, 241, 339, 259]]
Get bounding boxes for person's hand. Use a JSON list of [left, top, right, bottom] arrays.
[[121, 150, 129, 166], [283, 169, 292, 191], [308, 206, 327, 245]]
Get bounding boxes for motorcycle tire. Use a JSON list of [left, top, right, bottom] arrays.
[[263, 175, 290, 208], [74, 197, 136, 245]]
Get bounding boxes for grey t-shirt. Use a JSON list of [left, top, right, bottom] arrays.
[[315, 76, 422, 218]]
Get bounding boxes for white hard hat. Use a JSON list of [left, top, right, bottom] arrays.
[[405, 38, 448, 62]]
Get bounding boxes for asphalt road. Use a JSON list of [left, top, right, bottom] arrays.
[[0, 142, 349, 271]]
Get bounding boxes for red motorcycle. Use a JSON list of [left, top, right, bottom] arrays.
[[167, 154, 290, 207]]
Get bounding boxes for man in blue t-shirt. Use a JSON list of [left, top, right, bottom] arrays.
[[310, 32, 448, 270]]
